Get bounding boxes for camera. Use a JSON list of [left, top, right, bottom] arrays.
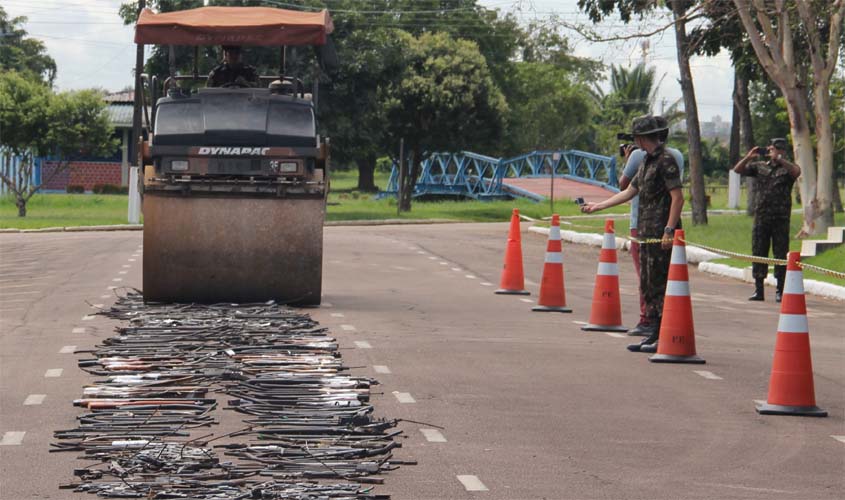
[[619, 143, 638, 157], [575, 197, 585, 206], [755, 146, 768, 155], [617, 133, 634, 141]]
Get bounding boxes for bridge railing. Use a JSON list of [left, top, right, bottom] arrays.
[[380, 149, 617, 200]]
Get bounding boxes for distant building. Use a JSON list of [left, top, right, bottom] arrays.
[[42, 91, 148, 192]]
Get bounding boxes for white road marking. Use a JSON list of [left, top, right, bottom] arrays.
[[72, 327, 86, 334], [0, 291, 40, 296], [341, 324, 357, 331], [112, 278, 123, 282], [59, 345, 76, 354], [451, 267, 461, 271], [122, 265, 130, 268], [0, 432, 26, 446], [101, 294, 111, 299], [0, 299, 31, 304], [393, 391, 416, 403], [439, 261, 449, 265], [119, 271, 128, 275], [91, 304, 103, 308], [753, 399, 767, 406], [128, 258, 136, 262], [525, 279, 539, 286], [0, 283, 38, 289], [831, 436, 845, 444], [428, 256, 437, 260], [694, 370, 723, 380], [465, 275, 476, 279], [420, 428, 447, 442], [373, 365, 391, 374], [0, 308, 24, 313], [573, 320, 588, 325], [82, 315, 95, 321], [24, 394, 46, 406], [417, 251, 426, 255], [331, 313, 345, 318], [604, 332, 626, 338], [107, 286, 117, 290], [132, 253, 140, 257], [520, 298, 534, 303], [322, 302, 333, 307], [354, 341, 372, 349], [457, 475, 488, 492], [480, 282, 493, 286], [44, 368, 63, 378]]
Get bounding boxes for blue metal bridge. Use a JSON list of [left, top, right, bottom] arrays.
[[380, 149, 619, 201]]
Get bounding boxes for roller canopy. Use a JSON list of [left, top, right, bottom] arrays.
[[134, 6, 334, 46]]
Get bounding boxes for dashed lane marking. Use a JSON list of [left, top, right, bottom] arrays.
[[373, 365, 391, 374], [82, 315, 95, 321], [122, 265, 130, 268], [0, 291, 40, 296], [119, 271, 128, 275], [107, 286, 117, 290], [519, 298, 533, 303], [694, 370, 723, 380], [480, 282, 493, 286], [23, 394, 46, 406], [393, 391, 416, 403], [831, 436, 845, 444], [44, 369, 63, 378], [417, 251, 426, 255], [420, 428, 447, 442], [457, 475, 488, 492], [465, 275, 476, 279], [101, 294, 111, 299], [354, 341, 372, 349], [341, 324, 357, 331], [604, 332, 626, 338], [331, 313, 345, 318], [91, 304, 103, 308], [59, 345, 76, 354], [0, 283, 39, 289], [428, 256, 437, 260], [0, 432, 25, 446], [322, 302, 333, 308], [572, 320, 588, 325], [72, 327, 85, 334], [112, 278, 123, 282], [439, 261, 448, 265], [128, 258, 136, 262], [451, 267, 461, 271], [525, 279, 539, 286]]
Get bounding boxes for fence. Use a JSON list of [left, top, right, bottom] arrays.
[[0, 148, 42, 196]]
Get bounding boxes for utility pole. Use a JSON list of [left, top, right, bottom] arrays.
[[131, 0, 146, 168], [396, 138, 405, 216]]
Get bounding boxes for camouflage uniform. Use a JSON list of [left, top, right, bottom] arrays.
[[207, 63, 259, 88], [743, 160, 795, 284], [631, 144, 683, 325]]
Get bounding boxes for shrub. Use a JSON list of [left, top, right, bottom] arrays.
[[92, 184, 128, 194], [66, 185, 85, 193]]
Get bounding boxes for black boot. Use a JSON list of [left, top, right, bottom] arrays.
[[776, 278, 783, 303], [748, 279, 764, 301], [627, 331, 659, 352]]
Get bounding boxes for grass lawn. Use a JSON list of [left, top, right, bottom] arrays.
[[0, 194, 134, 229]]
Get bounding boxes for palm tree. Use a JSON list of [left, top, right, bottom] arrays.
[[593, 62, 683, 126]]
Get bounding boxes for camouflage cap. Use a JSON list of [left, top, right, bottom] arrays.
[[631, 115, 668, 136], [770, 137, 788, 150]]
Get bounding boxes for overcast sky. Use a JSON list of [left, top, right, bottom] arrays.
[[4, 0, 735, 121]]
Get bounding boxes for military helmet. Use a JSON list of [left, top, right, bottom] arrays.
[[770, 138, 788, 150], [631, 115, 669, 136]]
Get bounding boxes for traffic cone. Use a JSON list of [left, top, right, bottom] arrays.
[[649, 229, 705, 364], [756, 252, 827, 417], [582, 219, 626, 332], [532, 214, 571, 313], [494, 208, 530, 295]]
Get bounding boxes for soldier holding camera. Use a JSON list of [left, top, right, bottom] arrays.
[[732, 138, 801, 302], [582, 115, 684, 353]]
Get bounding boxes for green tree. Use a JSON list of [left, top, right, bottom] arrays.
[[0, 72, 117, 216], [381, 32, 507, 211], [0, 6, 57, 86]]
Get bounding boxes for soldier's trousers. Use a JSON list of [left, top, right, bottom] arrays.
[[752, 216, 790, 284], [639, 241, 672, 325]]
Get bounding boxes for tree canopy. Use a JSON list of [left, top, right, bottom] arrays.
[[0, 6, 57, 86]]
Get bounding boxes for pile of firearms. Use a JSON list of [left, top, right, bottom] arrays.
[[53, 292, 408, 499]]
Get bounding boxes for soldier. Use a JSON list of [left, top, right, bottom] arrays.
[[582, 115, 684, 353], [733, 138, 801, 302], [207, 46, 259, 88], [618, 116, 684, 337]]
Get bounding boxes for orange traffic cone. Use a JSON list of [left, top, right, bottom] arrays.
[[495, 208, 530, 295], [649, 229, 705, 364], [582, 219, 626, 332], [756, 252, 827, 417], [532, 214, 571, 313]]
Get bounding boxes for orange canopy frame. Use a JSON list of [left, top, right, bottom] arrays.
[[134, 6, 334, 46]]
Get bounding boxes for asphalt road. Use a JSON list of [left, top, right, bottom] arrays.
[[0, 223, 842, 500]]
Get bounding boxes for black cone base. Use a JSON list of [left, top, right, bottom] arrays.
[[649, 353, 706, 364], [581, 324, 628, 332], [755, 402, 828, 417], [532, 305, 572, 313], [495, 289, 530, 295]]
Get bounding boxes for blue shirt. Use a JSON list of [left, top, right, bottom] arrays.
[[623, 147, 684, 228]]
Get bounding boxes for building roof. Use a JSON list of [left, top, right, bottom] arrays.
[[104, 91, 134, 103], [107, 103, 150, 129]]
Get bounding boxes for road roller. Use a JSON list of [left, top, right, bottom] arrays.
[[132, 6, 335, 305]]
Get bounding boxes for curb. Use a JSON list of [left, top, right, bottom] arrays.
[[528, 226, 845, 302]]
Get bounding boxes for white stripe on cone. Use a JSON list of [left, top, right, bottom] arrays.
[[784, 270, 804, 295], [670, 245, 687, 264], [666, 280, 690, 297], [545, 252, 563, 264], [549, 226, 561, 240], [777, 313, 809, 334], [597, 262, 619, 276], [602, 233, 616, 249]]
